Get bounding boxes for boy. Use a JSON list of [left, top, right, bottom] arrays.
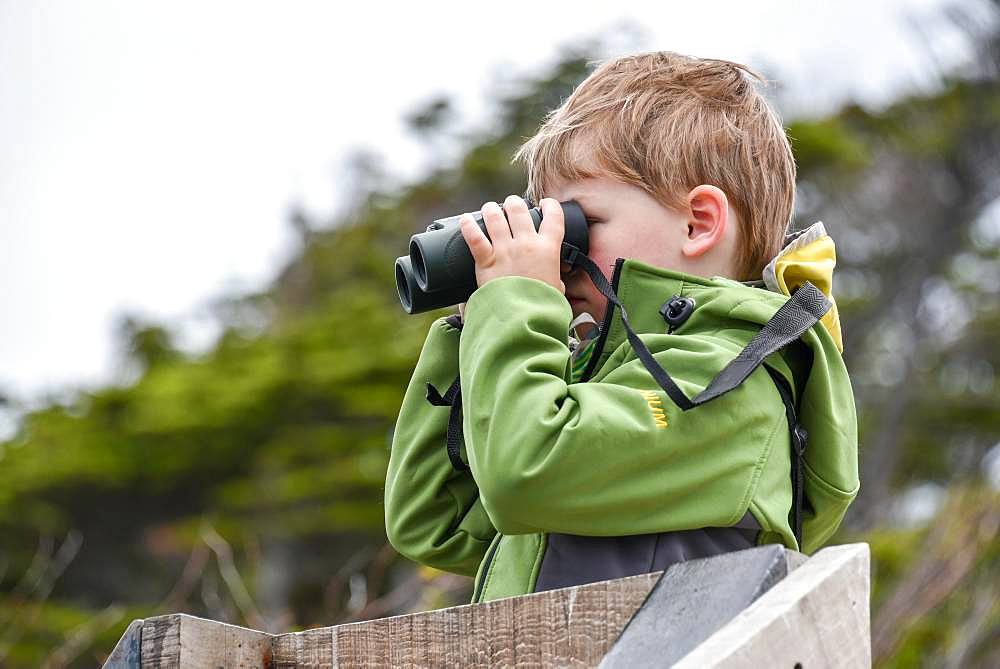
[[384, 51, 859, 604]]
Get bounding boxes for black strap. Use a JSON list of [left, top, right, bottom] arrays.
[[765, 365, 808, 549], [425, 377, 460, 406], [563, 244, 831, 411], [563, 244, 825, 550], [692, 282, 830, 405], [426, 377, 469, 472], [563, 246, 696, 410]]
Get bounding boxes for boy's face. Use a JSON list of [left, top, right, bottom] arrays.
[[545, 174, 692, 326]]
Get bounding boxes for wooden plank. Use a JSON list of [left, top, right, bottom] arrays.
[[133, 614, 273, 668], [673, 543, 871, 668], [102, 545, 869, 668], [138, 616, 180, 668], [269, 571, 659, 667], [271, 627, 333, 668]]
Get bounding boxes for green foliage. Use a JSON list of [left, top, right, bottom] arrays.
[[787, 116, 871, 172], [866, 486, 999, 668], [3, 24, 1000, 667], [0, 600, 144, 668], [0, 40, 597, 667]]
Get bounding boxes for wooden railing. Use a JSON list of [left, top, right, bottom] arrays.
[[103, 543, 870, 668]]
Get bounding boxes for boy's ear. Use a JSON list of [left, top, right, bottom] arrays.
[[681, 185, 729, 259]]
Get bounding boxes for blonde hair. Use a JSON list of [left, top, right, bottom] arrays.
[[513, 51, 796, 280]]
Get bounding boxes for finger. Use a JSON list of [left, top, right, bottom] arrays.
[[538, 198, 565, 244], [503, 195, 535, 237], [480, 201, 512, 248], [459, 213, 493, 265]]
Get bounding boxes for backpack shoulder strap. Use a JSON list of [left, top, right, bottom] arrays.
[[689, 283, 830, 406], [425, 376, 470, 473], [764, 363, 810, 550]]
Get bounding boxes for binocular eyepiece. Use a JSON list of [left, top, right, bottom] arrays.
[[395, 200, 589, 314]]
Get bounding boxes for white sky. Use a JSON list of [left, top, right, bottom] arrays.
[[0, 0, 981, 411]]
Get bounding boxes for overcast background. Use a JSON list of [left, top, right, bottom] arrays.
[[0, 0, 979, 417]]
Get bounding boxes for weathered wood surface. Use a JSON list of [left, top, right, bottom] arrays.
[[272, 570, 660, 667], [105, 614, 273, 668], [103, 543, 871, 668], [673, 543, 871, 668], [107, 571, 659, 668]]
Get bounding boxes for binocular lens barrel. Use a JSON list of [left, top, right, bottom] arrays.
[[396, 200, 588, 314], [395, 255, 473, 315]]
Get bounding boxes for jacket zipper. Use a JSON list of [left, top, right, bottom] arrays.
[[580, 257, 625, 382], [473, 533, 502, 603]]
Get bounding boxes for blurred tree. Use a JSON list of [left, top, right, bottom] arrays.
[[405, 95, 455, 139], [1, 7, 999, 667], [115, 315, 179, 377]]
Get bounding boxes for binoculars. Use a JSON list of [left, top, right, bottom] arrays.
[[395, 200, 589, 314]]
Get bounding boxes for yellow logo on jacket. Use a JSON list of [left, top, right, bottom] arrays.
[[639, 390, 669, 429]]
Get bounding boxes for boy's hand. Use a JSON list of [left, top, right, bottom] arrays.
[[459, 195, 566, 295]]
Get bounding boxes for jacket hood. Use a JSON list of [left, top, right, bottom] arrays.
[[763, 222, 843, 353]]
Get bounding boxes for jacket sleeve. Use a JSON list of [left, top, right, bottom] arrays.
[[459, 276, 789, 537], [384, 316, 497, 577]]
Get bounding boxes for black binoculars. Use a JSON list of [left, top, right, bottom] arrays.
[[395, 200, 589, 313]]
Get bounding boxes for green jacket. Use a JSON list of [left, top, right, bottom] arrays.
[[385, 254, 859, 603]]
